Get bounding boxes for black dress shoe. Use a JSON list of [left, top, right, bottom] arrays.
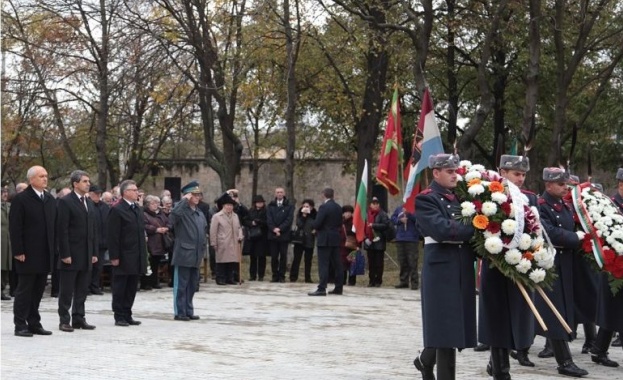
[[249, 277, 257, 281], [216, 280, 227, 285], [115, 321, 130, 327], [328, 289, 343, 295], [305, 279, 313, 283], [188, 315, 200, 320], [90, 289, 104, 295], [581, 343, 592, 354], [413, 356, 435, 380], [226, 280, 237, 285], [59, 323, 74, 332], [557, 360, 588, 377], [127, 319, 141, 326], [510, 350, 535, 367], [258, 277, 264, 282], [394, 283, 409, 289], [72, 320, 96, 330], [174, 315, 190, 321], [270, 279, 279, 283], [538, 345, 554, 358], [474, 343, 490, 352], [152, 284, 162, 289], [14, 329, 33, 337], [308, 289, 326, 296], [367, 283, 376, 287], [279, 279, 286, 283], [50, 292, 58, 298], [591, 353, 619, 367], [29, 326, 53, 335]]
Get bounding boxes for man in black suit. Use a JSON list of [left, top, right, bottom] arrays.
[[9, 165, 56, 337], [88, 185, 109, 294], [308, 188, 343, 296], [56, 170, 99, 332], [108, 179, 147, 327]]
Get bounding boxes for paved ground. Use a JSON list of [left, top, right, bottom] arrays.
[[1, 281, 622, 379]]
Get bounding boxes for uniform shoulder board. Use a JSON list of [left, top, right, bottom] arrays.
[[521, 189, 536, 195], [537, 198, 546, 205], [420, 189, 433, 195]]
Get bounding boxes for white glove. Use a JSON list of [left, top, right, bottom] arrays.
[[576, 231, 586, 241]]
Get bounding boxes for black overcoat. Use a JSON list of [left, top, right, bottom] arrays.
[[415, 181, 477, 349], [478, 189, 538, 350], [312, 199, 342, 247], [266, 197, 294, 242], [56, 192, 98, 271], [9, 186, 56, 274], [536, 191, 581, 340], [107, 200, 148, 276], [596, 273, 623, 333]]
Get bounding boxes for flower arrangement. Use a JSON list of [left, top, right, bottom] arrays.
[[455, 161, 558, 290], [571, 183, 623, 295]]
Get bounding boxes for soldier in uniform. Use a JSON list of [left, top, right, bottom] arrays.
[[413, 153, 476, 380], [477, 155, 536, 380], [589, 168, 623, 364], [535, 168, 588, 377]]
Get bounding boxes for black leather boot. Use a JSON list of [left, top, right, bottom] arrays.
[[414, 347, 436, 380], [436, 348, 456, 380], [537, 339, 554, 358], [510, 349, 535, 367], [581, 323, 596, 354], [490, 348, 511, 380], [551, 339, 588, 377], [474, 343, 490, 352], [590, 328, 619, 367]]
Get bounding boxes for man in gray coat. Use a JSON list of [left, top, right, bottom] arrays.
[[170, 181, 207, 321]]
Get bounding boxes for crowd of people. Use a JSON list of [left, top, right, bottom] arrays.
[[1, 166, 420, 336]]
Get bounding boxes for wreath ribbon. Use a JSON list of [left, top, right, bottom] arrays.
[[571, 185, 605, 268]]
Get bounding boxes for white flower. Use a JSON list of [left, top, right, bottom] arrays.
[[465, 171, 482, 181], [612, 242, 623, 254], [531, 237, 544, 250], [501, 219, 517, 235], [484, 236, 504, 254], [518, 234, 533, 250], [484, 230, 501, 238], [461, 202, 476, 217], [481, 201, 498, 216], [459, 160, 472, 170], [491, 192, 508, 204], [481, 181, 491, 188], [504, 248, 523, 265], [515, 258, 532, 274], [529, 268, 546, 283], [468, 184, 485, 196], [471, 164, 486, 172]]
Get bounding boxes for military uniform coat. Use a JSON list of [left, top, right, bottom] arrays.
[[415, 181, 477, 349], [210, 210, 243, 263], [9, 186, 56, 274], [536, 191, 581, 340], [107, 200, 148, 276], [478, 189, 537, 350], [56, 192, 98, 271], [170, 199, 207, 268]]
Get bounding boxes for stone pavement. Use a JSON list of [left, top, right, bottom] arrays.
[[1, 282, 621, 379]]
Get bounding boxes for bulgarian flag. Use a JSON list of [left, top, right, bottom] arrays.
[[403, 87, 444, 213], [353, 159, 368, 243], [375, 87, 403, 195]]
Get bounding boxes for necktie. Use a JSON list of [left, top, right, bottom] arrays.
[[80, 196, 88, 211], [40, 193, 45, 201]]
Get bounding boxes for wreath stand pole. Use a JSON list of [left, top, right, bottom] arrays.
[[516, 282, 547, 331], [238, 241, 243, 286], [536, 285, 572, 334]]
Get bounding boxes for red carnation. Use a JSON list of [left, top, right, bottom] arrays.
[[581, 235, 593, 253], [605, 256, 623, 279], [603, 247, 616, 266], [472, 200, 483, 212], [457, 167, 467, 176], [502, 236, 512, 245], [500, 202, 512, 216], [487, 222, 501, 234]]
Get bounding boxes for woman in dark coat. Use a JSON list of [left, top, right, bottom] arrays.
[[142, 195, 171, 289], [364, 197, 390, 287], [245, 195, 269, 281], [290, 199, 316, 283], [339, 205, 356, 286]]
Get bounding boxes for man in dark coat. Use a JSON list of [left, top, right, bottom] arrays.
[[308, 188, 342, 296], [589, 167, 623, 367], [56, 170, 99, 332], [413, 154, 476, 380], [536, 167, 588, 377], [108, 179, 148, 326], [9, 165, 56, 337], [170, 181, 207, 320], [89, 184, 109, 294], [266, 187, 294, 283], [478, 155, 536, 379]]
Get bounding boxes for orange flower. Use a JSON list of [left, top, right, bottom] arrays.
[[473, 215, 489, 230], [489, 181, 504, 193], [523, 252, 534, 261], [468, 178, 482, 187]]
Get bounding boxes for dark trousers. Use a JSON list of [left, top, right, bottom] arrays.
[[13, 273, 47, 330], [317, 245, 343, 291], [216, 262, 238, 284], [208, 246, 216, 278], [58, 269, 90, 324], [367, 249, 385, 286], [248, 239, 268, 280], [290, 245, 313, 282], [343, 270, 357, 286], [270, 241, 288, 281], [1, 270, 10, 294], [89, 250, 105, 292], [50, 254, 59, 295], [111, 273, 139, 322], [173, 266, 199, 317], [396, 241, 419, 288], [148, 254, 163, 286]]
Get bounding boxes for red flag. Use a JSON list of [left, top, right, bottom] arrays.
[[376, 87, 403, 195]]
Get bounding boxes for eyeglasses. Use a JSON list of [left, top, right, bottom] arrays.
[[126, 188, 138, 192]]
